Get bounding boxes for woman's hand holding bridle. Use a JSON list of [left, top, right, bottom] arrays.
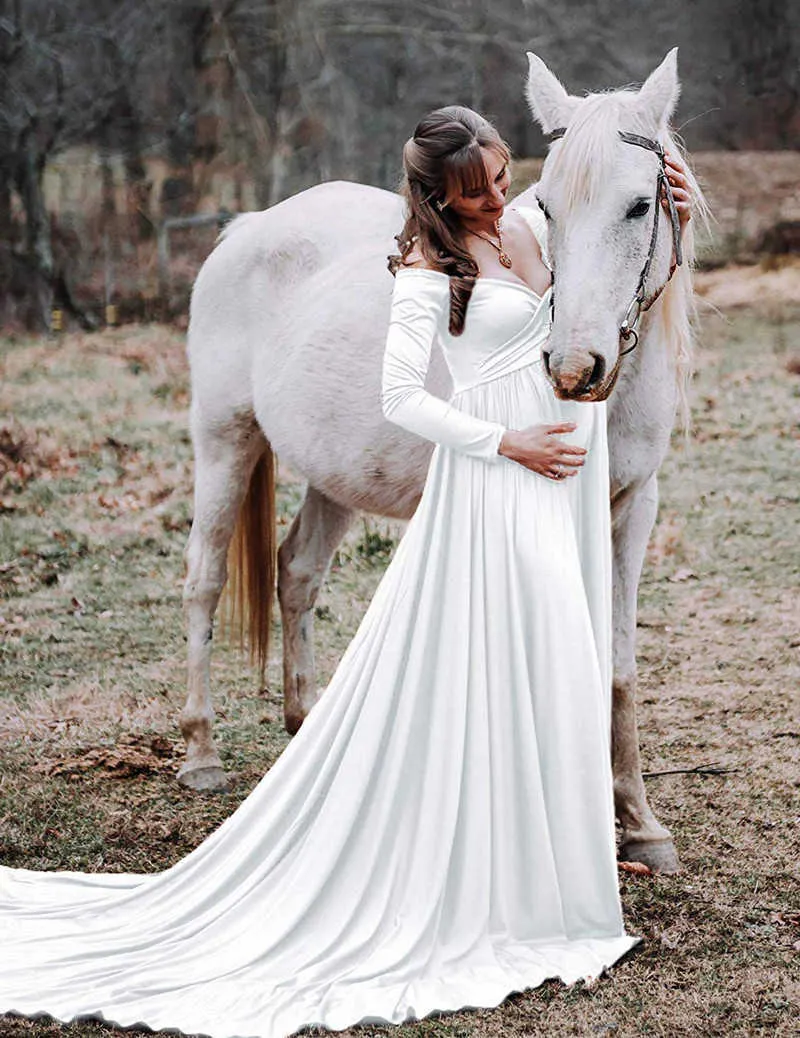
[[498, 422, 586, 481], [663, 152, 693, 229]]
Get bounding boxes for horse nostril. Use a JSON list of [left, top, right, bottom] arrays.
[[542, 351, 552, 378], [588, 353, 606, 388]]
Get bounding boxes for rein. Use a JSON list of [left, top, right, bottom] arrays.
[[547, 127, 684, 357]]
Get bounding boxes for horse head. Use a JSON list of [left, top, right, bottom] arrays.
[[526, 49, 688, 403]]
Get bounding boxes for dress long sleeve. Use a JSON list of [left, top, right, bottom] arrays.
[[381, 270, 506, 461]]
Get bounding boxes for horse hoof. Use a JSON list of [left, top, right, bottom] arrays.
[[284, 711, 304, 737], [620, 838, 680, 874], [177, 765, 230, 793], [284, 687, 321, 736]]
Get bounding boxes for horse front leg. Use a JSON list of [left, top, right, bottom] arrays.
[[278, 486, 355, 735], [612, 474, 680, 873]]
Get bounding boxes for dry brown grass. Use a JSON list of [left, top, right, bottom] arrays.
[[1, 278, 799, 1036]]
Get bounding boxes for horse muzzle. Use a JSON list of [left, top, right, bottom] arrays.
[[542, 347, 620, 402]]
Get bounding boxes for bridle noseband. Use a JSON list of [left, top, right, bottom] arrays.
[[546, 127, 684, 358]]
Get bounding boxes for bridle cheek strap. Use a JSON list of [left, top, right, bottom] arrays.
[[547, 127, 684, 358]]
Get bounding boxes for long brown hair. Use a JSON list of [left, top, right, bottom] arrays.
[[388, 106, 511, 335]]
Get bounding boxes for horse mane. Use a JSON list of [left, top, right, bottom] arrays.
[[548, 91, 709, 429]]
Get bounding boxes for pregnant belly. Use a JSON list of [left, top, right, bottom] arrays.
[[452, 361, 600, 451]]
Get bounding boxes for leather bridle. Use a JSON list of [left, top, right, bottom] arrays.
[[546, 127, 684, 357]]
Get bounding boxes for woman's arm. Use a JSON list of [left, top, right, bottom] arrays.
[[381, 272, 585, 479], [381, 273, 506, 461]]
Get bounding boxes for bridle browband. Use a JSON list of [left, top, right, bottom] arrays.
[[547, 127, 684, 357]]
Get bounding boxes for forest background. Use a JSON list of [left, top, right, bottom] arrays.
[[1, 0, 799, 332]]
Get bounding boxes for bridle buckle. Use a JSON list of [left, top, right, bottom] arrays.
[[621, 295, 643, 337]]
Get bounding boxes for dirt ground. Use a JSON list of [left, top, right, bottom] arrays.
[[0, 263, 798, 1037]]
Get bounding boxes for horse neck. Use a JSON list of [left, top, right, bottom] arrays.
[[606, 258, 696, 500], [612, 218, 697, 417]]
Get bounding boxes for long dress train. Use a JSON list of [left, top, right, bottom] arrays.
[[0, 206, 638, 1038]]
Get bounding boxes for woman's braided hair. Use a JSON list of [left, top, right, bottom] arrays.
[[388, 106, 511, 336]]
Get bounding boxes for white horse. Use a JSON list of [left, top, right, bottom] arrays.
[[180, 50, 703, 873]]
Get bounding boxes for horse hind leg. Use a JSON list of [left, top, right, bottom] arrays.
[[278, 486, 355, 734], [180, 414, 268, 791]]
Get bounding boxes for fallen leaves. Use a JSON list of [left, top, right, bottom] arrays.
[[618, 860, 654, 876], [97, 490, 146, 514], [670, 567, 698, 583], [648, 512, 687, 568], [0, 422, 81, 495], [34, 733, 177, 780]]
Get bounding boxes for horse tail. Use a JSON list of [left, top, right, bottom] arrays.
[[225, 447, 277, 682]]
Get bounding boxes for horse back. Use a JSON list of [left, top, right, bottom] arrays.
[[186, 181, 405, 428]]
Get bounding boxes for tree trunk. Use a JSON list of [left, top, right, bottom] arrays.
[[0, 172, 12, 244], [16, 133, 53, 333]]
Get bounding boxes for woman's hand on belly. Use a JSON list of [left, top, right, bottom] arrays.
[[498, 422, 587, 482]]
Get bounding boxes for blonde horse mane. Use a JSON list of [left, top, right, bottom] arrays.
[[546, 90, 709, 429]]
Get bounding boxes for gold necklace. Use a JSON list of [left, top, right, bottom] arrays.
[[466, 220, 513, 269]]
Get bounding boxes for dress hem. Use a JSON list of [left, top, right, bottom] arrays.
[[2, 934, 642, 1038]]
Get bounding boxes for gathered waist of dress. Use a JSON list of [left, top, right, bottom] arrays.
[[450, 349, 543, 397]]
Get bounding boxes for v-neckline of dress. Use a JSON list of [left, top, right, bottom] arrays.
[[396, 267, 548, 302]]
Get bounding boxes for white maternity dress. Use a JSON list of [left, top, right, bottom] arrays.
[[0, 206, 638, 1038]]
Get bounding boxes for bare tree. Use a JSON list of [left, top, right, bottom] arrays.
[[0, 0, 797, 329], [0, 0, 163, 328]]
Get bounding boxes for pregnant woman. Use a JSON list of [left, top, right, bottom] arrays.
[[0, 106, 692, 1038]]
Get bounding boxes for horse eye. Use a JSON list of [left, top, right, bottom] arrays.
[[626, 199, 650, 220], [537, 198, 552, 221]]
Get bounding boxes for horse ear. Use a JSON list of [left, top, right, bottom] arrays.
[[525, 52, 580, 134], [638, 48, 681, 129]]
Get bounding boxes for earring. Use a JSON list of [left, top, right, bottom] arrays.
[[436, 199, 447, 212]]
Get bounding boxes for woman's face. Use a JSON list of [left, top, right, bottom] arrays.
[[447, 147, 510, 225]]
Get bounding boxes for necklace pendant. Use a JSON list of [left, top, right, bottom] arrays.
[[499, 251, 513, 269]]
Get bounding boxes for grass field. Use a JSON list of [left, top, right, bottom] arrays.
[[0, 269, 798, 1037]]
